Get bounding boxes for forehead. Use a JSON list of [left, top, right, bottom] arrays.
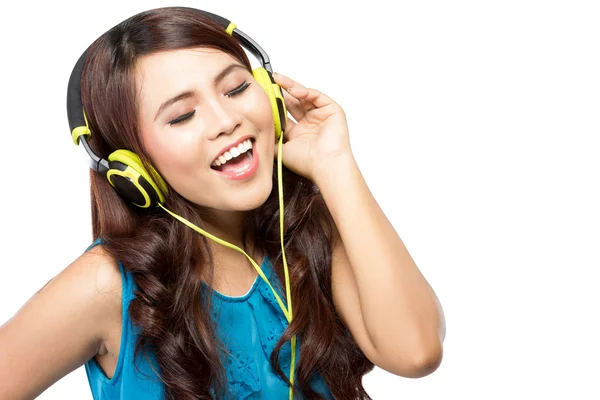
[[135, 47, 243, 103], [137, 47, 238, 78]]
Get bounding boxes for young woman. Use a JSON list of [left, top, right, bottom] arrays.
[[0, 6, 445, 400]]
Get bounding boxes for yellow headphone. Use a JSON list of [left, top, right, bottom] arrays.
[[66, 8, 297, 399]]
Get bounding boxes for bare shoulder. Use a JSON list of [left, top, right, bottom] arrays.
[[37, 244, 123, 321], [0, 243, 123, 399], [63, 244, 123, 304]]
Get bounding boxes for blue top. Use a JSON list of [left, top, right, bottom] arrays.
[[84, 239, 333, 399]]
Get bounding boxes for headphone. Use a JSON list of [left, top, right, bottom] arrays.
[[66, 8, 297, 400], [66, 8, 288, 209]]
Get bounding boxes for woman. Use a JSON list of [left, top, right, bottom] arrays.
[[0, 6, 445, 400]]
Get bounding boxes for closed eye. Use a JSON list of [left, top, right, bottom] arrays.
[[227, 81, 251, 97], [169, 109, 196, 125]]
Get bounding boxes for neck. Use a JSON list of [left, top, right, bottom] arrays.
[[199, 207, 262, 267], [201, 208, 248, 244]]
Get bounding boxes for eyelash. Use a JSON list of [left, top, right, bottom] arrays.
[[168, 81, 252, 126], [227, 81, 251, 97], [169, 110, 196, 125]]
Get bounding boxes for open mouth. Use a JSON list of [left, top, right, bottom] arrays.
[[210, 138, 255, 173]]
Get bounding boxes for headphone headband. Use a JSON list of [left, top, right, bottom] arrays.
[[66, 8, 277, 172]]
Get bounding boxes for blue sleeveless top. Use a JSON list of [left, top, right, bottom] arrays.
[[83, 240, 333, 399]]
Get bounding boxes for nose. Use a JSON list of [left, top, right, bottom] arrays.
[[204, 97, 241, 140]]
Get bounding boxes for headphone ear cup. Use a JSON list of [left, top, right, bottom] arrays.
[[252, 67, 287, 139], [106, 149, 167, 208]]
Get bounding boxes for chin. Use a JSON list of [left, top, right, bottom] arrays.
[[203, 171, 273, 212], [235, 175, 274, 211]]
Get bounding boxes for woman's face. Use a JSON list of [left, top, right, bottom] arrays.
[[135, 47, 276, 212]]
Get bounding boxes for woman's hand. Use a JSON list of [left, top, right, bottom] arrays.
[[272, 73, 353, 182]]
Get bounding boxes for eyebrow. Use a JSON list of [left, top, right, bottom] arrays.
[[153, 63, 247, 122]]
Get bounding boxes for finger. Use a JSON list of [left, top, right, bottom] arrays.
[[273, 71, 299, 91], [274, 72, 334, 109], [273, 73, 315, 112], [282, 88, 306, 122], [286, 85, 334, 110]]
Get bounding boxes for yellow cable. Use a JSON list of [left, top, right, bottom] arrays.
[[157, 131, 296, 399], [158, 204, 291, 322], [277, 132, 296, 400]]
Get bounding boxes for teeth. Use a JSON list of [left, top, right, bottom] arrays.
[[212, 139, 253, 167]]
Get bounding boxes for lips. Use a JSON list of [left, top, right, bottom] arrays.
[[211, 135, 255, 165], [210, 140, 259, 180]]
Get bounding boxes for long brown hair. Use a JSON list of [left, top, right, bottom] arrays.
[[81, 7, 374, 399]]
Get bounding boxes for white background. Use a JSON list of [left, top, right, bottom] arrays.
[[1, 0, 599, 399]]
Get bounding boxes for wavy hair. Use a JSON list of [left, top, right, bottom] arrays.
[[81, 6, 374, 399]]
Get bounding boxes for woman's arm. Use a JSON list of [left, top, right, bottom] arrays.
[[269, 72, 445, 377], [0, 247, 122, 399], [316, 154, 445, 378]]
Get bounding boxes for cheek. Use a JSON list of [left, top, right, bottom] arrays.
[[245, 84, 275, 130], [141, 127, 204, 183]]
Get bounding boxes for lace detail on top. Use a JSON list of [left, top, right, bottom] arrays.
[[204, 256, 294, 399], [209, 347, 262, 400], [204, 256, 330, 399]]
